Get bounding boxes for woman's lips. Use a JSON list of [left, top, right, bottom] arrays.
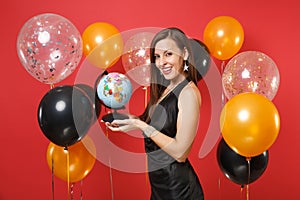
[[161, 66, 172, 75]]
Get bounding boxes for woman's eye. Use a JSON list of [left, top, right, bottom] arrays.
[[154, 55, 159, 59], [165, 52, 172, 56]]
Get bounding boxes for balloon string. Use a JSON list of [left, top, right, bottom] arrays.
[[240, 185, 244, 200], [220, 60, 226, 107], [246, 157, 251, 184], [143, 86, 148, 108], [80, 180, 83, 200], [246, 157, 251, 200], [143, 86, 149, 194], [246, 184, 249, 200], [106, 127, 114, 200], [109, 157, 114, 200], [65, 147, 70, 200], [51, 156, 55, 200], [70, 183, 74, 200], [145, 156, 149, 196]]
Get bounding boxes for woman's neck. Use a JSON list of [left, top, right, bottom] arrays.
[[168, 74, 187, 88]]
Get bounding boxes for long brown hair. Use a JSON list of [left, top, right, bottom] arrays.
[[140, 28, 198, 122]]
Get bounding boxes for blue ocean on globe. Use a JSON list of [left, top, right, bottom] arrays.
[[97, 72, 133, 109]]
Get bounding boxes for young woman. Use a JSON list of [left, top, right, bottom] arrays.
[[106, 28, 204, 200]]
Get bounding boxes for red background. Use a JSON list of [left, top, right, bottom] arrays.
[[1, 0, 299, 199]]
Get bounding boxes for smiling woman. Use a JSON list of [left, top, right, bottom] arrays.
[[106, 28, 204, 199]]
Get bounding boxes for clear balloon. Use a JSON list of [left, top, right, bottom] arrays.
[[16, 13, 83, 84], [220, 92, 280, 157], [222, 51, 280, 100], [82, 22, 123, 69], [203, 16, 244, 60], [122, 32, 154, 86], [46, 136, 96, 182]]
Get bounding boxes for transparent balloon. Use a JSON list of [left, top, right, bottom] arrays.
[[222, 51, 280, 100], [16, 13, 83, 84], [122, 32, 155, 86]]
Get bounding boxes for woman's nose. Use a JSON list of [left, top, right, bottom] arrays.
[[158, 57, 166, 67]]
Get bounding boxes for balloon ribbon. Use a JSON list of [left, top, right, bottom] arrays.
[[51, 156, 55, 200], [65, 147, 71, 200], [106, 127, 114, 200], [246, 157, 251, 200], [143, 86, 150, 194], [143, 86, 148, 108]]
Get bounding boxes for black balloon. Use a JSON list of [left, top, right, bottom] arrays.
[[37, 85, 94, 147], [189, 38, 211, 81], [74, 83, 101, 122], [217, 139, 269, 185]]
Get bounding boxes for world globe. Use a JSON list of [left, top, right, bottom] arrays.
[[96, 72, 133, 109]]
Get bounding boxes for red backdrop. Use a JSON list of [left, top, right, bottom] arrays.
[[1, 0, 299, 199]]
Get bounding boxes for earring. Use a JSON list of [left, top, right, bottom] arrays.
[[183, 60, 189, 72]]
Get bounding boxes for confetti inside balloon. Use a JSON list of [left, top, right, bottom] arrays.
[[97, 72, 132, 109], [222, 51, 280, 100], [16, 13, 83, 84], [122, 32, 154, 86]]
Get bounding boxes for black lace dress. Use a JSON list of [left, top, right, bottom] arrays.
[[144, 79, 204, 200]]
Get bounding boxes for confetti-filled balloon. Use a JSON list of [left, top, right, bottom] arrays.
[[122, 32, 154, 86], [222, 51, 280, 100], [16, 13, 83, 84]]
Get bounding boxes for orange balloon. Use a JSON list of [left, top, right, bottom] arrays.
[[203, 16, 244, 60], [82, 22, 123, 68], [46, 136, 96, 182], [220, 93, 280, 157]]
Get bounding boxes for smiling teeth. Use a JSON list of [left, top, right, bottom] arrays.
[[162, 67, 172, 72]]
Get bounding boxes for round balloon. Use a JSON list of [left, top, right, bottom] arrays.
[[203, 16, 244, 60], [217, 139, 269, 185], [74, 83, 101, 123], [122, 32, 154, 86], [222, 51, 280, 100], [189, 38, 211, 81], [96, 72, 132, 109], [16, 13, 83, 84], [38, 85, 94, 147], [82, 22, 123, 69], [220, 92, 280, 157], [46, 137, 96, 182]]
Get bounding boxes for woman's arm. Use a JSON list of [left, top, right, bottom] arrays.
[[148, 83, 201, 162], [106, 83, 201, 162]]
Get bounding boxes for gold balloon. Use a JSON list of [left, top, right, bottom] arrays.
[[220, 92, 280, 157], [82, 22, 123, 68], [46, 136, 96, 182], [203, 16, 244, 60]]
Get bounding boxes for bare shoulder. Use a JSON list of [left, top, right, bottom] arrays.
[[179, 81, 202, 106]]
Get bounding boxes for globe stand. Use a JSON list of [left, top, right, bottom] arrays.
[[101, 110, 129, 123]]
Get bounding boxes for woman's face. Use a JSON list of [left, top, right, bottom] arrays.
[[154, 38, 185, 81]]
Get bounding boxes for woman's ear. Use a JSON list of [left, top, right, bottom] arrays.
[[183, 47, 189, 60]]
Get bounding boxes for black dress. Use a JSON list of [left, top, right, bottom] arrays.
[[144, 79, 204, 200]]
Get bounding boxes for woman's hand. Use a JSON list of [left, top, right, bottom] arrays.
[[105, 114, 147, 133]]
